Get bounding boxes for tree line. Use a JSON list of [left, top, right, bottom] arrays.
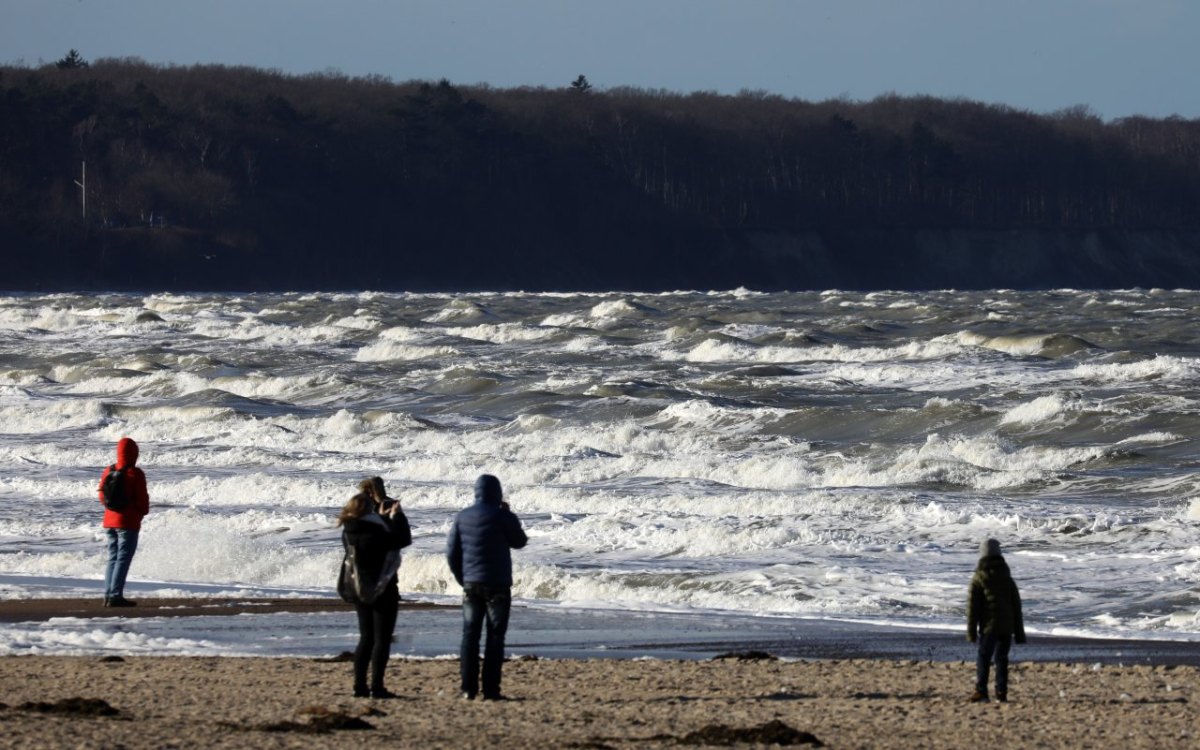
[[2, 56, 1199, 291]]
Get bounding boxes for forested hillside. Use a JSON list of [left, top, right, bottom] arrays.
[[3, 57, 1200, 290]]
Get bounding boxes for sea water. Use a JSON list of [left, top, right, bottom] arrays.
[[0, 289, 1198, 655]]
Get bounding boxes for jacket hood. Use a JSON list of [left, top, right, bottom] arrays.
[[979, 538, 1002, 559], [116, 437, 139, 469], [474, 474, 503, 506], [976, 555, 1011, 579]]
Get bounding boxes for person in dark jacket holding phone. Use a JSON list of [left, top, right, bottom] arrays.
[[97, 437, 150, 607], [359, 476, 398, 515], [338, 490, 412, 698], [446, 474, 527, 700], [967, 538, 1027, 702]]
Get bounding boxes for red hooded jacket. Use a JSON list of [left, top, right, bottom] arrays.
[[98, 437, 150, 530]]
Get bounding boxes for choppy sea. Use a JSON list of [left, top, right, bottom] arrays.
[[1, 289, 1198, 656]]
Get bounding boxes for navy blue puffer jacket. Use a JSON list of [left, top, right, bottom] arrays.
[[446, 475, 528, 587]]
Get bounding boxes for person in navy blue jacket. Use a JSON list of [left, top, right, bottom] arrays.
[[446, 474, 528, 700]]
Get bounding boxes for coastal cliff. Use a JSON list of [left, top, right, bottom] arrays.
[[735, 229, 1200, 290], [4, 60, 1199, 291], [18, 227, 1195, 292]]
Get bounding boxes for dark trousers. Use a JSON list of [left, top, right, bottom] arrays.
[[353, 595, 398, 692], [976, 631, 1013, 696], [460, 583, 512, 698], [103, 528, 139, 599]]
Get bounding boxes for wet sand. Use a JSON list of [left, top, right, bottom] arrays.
[[0, 596, 439, 623], [0, 654, 1196, 749], [4, 596, 1199, 666]]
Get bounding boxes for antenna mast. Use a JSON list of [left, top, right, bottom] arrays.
[[73, 161, 86, 219]]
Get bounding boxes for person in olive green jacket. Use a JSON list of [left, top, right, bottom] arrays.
[[967, 538, 1026, 702]]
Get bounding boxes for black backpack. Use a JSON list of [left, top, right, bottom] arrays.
[[101, 465, 129, 511]]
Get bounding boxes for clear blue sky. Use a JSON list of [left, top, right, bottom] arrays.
[[3, 0, 1196, 120]]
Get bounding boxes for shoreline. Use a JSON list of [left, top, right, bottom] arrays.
[[1, 655, 1196, 749], [4, 596, 1200, 666], [0, 596, 443, 623]]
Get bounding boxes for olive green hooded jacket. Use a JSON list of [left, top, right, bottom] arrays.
[[967, 555, 1026, 642]]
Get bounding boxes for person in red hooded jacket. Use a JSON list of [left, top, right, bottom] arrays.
[[97, 437, 150, 607]]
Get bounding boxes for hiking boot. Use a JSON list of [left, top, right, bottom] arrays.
[[968, 691, 989, 703], [460, 691, 476, 700], [353, 686, 370, 698], [107, 596, 137, 608], [369, 688, 397, 699], [996, 692, 1008, 703]]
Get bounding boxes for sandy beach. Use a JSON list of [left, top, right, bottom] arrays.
[[3, 598, 1198, 747], [0, 653, 1195, 749]]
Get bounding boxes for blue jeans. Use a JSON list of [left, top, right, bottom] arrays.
[[104, 528, 139, 599], [976, 632, 1013, 696], [460, 583, 512, 698]]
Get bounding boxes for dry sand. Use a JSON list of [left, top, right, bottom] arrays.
[[0, 654, 1195, 749]]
